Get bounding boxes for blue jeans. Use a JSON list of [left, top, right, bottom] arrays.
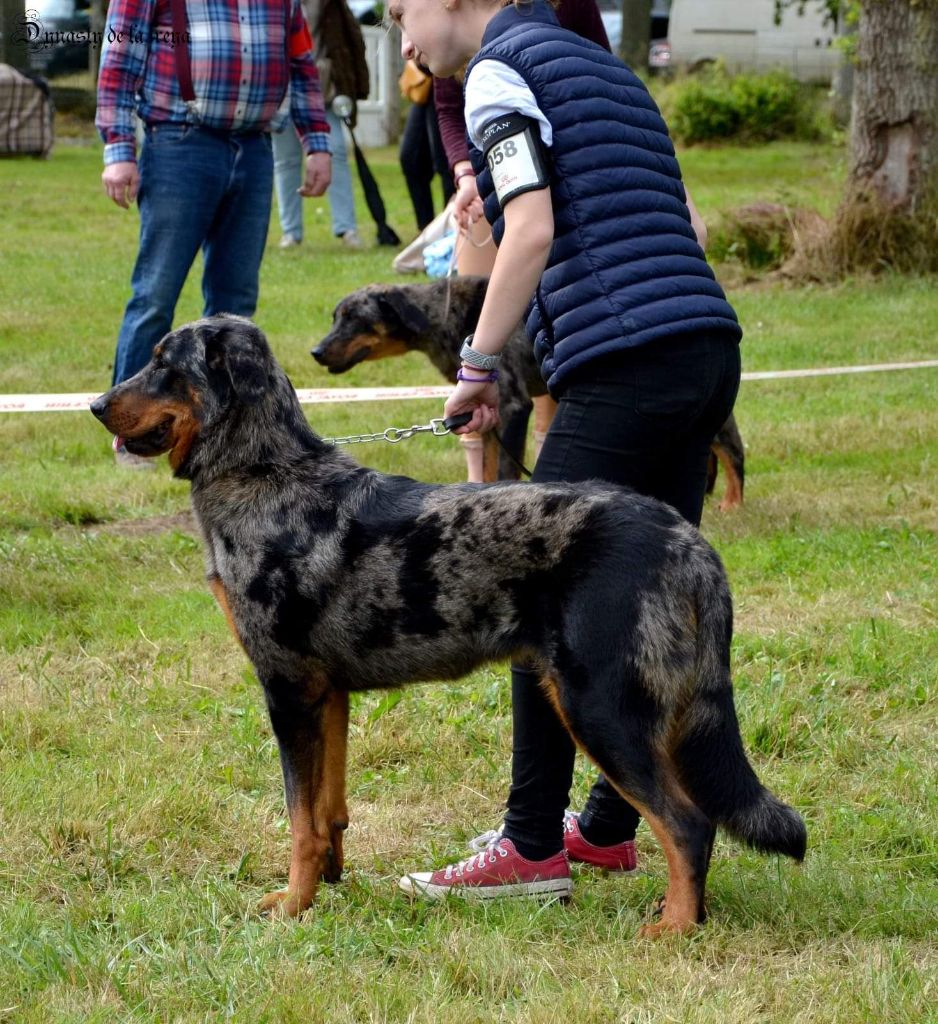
[[272, 109, 356, 240], [111, 124, 273, 385]]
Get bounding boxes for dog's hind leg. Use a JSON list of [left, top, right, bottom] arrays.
[[532, 395, 557, 463], [258, 681, 349, 917], [482, 433, 501, 482], [541, 672, 713, 936], [320, 689, 350, 884], [712, 414, 745, 510]]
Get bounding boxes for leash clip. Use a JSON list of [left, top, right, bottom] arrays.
[[437, 413, 473, 434]]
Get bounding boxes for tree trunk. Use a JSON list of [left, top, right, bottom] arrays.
[[619, 0, 652, 74], [830, 6, 856, 127], [849, 0, 938, 210], [90, 0, 106, 84], [1, 0, 29, 71]]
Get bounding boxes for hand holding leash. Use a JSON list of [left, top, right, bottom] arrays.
[[443, 377, 500, 435]]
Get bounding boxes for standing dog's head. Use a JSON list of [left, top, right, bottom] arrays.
[[91, 316, 275, 474], [311, 284, 432, 372]]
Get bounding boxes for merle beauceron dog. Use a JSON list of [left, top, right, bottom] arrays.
[[312, 277, 745, 507], [91, 315, 802, 935]]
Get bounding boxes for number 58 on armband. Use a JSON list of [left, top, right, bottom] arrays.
[[480, 113, 550, 207]]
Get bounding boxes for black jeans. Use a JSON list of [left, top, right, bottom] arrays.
[[501, 331, 742, 856], [399, 100, 454, 230]]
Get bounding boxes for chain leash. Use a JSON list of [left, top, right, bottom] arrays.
[[320, 412, 533, 477], [322, 414, 471, 447]]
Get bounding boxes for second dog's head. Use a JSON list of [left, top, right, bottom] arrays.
[[90, 316, 279, 475], [312, 284, 432, 372]]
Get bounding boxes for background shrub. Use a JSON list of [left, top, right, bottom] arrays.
[[659, 63, 829, 145]]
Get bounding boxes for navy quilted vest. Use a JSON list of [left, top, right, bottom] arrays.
[[467, 1, 742, 393]]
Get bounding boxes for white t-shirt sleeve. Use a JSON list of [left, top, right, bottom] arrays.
[[464, 60, 553, 149]]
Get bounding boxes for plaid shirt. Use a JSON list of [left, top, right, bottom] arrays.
[[96, 0, 330, 165]]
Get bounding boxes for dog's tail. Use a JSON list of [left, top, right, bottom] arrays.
[[673, 557, 807, 862]]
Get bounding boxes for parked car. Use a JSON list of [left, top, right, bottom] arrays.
[[598, 0, 671, 72], [668, 0, 837, 81]]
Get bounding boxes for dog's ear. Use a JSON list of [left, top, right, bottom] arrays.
[[375, 290, 432, 336], [202, 317, 269, 405]]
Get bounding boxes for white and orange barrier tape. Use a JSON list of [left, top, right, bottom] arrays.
[[0, 361, 936, 414]]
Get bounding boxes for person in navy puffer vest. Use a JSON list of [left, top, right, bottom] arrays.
[[391, 0, 743, 900]]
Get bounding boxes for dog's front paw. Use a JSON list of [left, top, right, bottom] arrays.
[[321, 820, 348, 884], [637, 895, 699, 939], [321, 844, 343, 884], [637, 919, 697, 939], [258, 889, 311, 919]]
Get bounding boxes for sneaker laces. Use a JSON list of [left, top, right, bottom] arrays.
[[467, 827, 502, 853], [469, 814, 577, 852], [444, 834, 509, 879]]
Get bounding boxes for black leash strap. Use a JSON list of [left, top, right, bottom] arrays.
[[445, 415, 534, 478], [493, 430, 533, 478]]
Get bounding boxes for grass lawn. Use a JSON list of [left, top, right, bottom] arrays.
[[0, 123, 935, 1023]]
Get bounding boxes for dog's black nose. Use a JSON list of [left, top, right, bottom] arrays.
[[311, 345, 327, 365], [90, 395, 108, 421]]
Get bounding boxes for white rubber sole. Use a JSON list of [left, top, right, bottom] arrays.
[[399, 873, 573, 901]]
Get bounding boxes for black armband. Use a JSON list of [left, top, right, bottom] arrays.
[[480, 113, 550, 208]]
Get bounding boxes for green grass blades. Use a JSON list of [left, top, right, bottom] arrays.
[[0, 129, 936, 1022]]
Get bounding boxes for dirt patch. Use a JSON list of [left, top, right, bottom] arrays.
[[90, 511, 197, 538]]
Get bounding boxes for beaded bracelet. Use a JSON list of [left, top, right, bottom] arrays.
[[456, 367, 499, 383]]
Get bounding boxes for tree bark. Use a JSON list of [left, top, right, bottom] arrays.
[[619, 0, 652, 73], [830, 5, 856, 127], [849, 0, 938, 210], [1, 0, 29, 71]]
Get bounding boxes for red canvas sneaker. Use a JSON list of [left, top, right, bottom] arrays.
[[564, 811, 637, 872], [399, 836, 572, 901]]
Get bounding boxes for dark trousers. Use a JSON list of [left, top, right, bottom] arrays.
[[399, 100, 454, 230], [501, 331, 742, 855]]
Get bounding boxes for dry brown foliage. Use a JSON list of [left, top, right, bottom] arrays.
[[781, 191, 938, 280]]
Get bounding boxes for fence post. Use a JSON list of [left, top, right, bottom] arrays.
[[356, 24, 403, 148]]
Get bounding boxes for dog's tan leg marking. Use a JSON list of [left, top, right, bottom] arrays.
[[207, 576, 246, 653], [259, 796, 327, 919], [713, 444, 744, 511], [633, 804, 701, 938], [259, 688, 349, 918], [482, 433, 500, 483], [319, 690, 350, 883], [539, 674, 702, 938], [532, 396, 558, 463]]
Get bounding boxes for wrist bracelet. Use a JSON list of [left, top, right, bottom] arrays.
[[456, 367, 499, 383], [459, 336, 501, 370], [454, 169, 476, 186]]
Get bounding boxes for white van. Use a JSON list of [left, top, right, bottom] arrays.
[[668, 0, 838, 82]]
